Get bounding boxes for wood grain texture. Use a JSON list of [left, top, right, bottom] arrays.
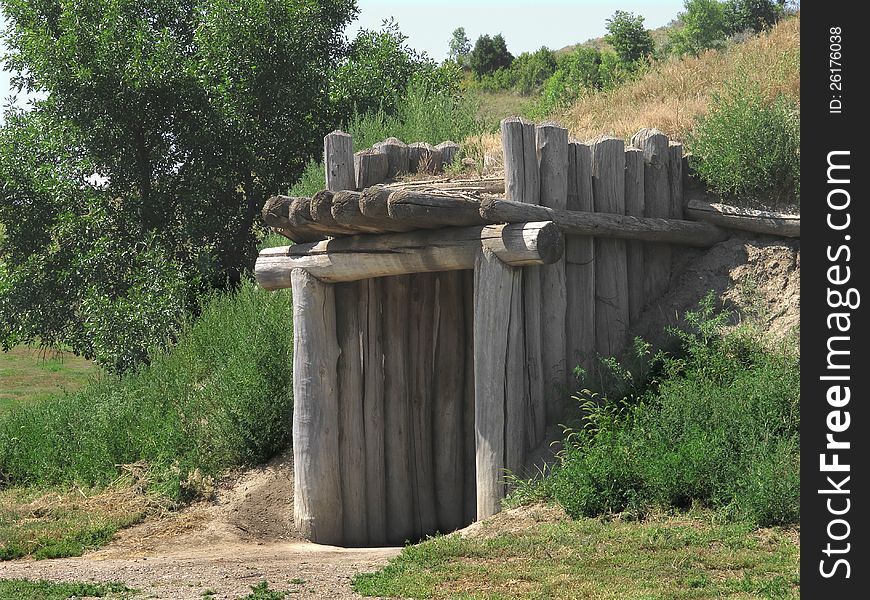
[[409, 142, 443, 174], [382, 275, 415, 545], [537, 122, 569, 421], [566, 140, 596, 379], [361, 278, 387, 546], [436, 141, 460, 167], [255, 221, 564, 288], [386, 190, 488, 229], [291, 269, 343, 545], [686, 199, 799, 237], [462, 269, 477, 525], [332, 190, 411, 233], [325, 130, 355, 192], [335, 282, 367, 547], [374, 137, 409, 178], [355, 148, 389, 190], [631, 128, 671, 302], [624, 148, 645, 322], [432, 271, 467, 533], [668, 142, 684, 219], [592, 136, 628, 358]]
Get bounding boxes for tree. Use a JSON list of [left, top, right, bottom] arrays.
[[0, 0, 358, 371], [668, 0, 731, 56], [511, 47, 557, 95], [448, 27, 471, 65], [604, 10, 654, 65], [469, 33, 513, 79], [725, 0, 783, 34]]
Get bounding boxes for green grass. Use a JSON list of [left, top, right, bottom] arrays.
[[0, 486, 147, 561], [238, 581, 287, 599], [0, 278, 294, 503], [0, 346, 95, 415], [0, 579, 134, 599], [353, 514, 799, 599]]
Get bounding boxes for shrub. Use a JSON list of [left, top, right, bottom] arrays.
[[0, 278, 294, 501], [514, 293, 800, 527], [689, 79, 800, 207], [469, 34, 513, 79]]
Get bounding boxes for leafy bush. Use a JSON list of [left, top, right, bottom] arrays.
[[604, 10, 655, 64], [469, 34, 513, 78], [689, 79, 800, 206], [0, 278, 294, 501], [513, 294, 800, 527], [668, 0, 731, 56]]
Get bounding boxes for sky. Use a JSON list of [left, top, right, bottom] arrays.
[[1, 0, 686, 115]]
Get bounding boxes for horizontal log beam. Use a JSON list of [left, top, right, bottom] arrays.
[[387, 190, 488, 229], [255, 221, 564, 288], [479, 197, 729, 247], [685, 198, 800, 238]]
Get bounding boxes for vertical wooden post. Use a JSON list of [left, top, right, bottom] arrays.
[[291, 269, 343, 545], [473, 248, 521, 519], [325, 130, 355, 192], [354, 149, 389, 190], [375, 137, 410, 179], [335, 282, 367, 547], [669, 142, 684, 219], [409, 273, 437, 539], [361, 279, 387, 546], [501, 117, 544, 450], [383, 275, 415, 545], [462, 269, 477, 524], [432, 271, 467, 533], [566, 139, 596, 381], [436, 141, 460, 167], [537, 122, 569, 422], [624, 148, 645, 322], [631, 128, 671, 302], [592, 137, 628, 358]]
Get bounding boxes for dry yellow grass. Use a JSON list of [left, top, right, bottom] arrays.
[[471, 14, 799, 166], [559, 15, 799, 143]]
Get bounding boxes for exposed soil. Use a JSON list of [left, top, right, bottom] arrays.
[[0, 454, 400, 599]]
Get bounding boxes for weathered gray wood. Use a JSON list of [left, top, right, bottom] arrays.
[[501, 117, 540, 206], [359, 186, 392, 219], [686, 199, 800, 237], [383, 176, 505, 195], [502, 116, 544, 449], [537, 122, 569, 419], [312, 189, 368, 236], [409, 273, 438, 539], [409, 143, 443, 174], [631, 128, 671, 302], [335, 282, 367, 547], [325, 130, 355, 192], [332, 190, 411, 233], [355, 148, 389, 190], [504, 266, 527, 476], [566, 140, 596, 382], [624, 148, 645, 322], [473, 249, 515, 519], [375, 137, 409, 178], [255, 221, 564, 288], [478, 199, 728, 246], [436, 141, 460, 167], [387, 190, 487, 229], [361, 278, 387, 546], [382, 275, 415, 545], [261, 195, 326, 243], [291, 269, 343, 545], [462, 269, 476, 525], [669, 142, 684, 219], [592, 136, 628, 358], [288, 196, 356, 238], [432, 271, 466, 534]]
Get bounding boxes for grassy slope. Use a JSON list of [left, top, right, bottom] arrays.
[[0, 346, 95, 415], [557, 16, 799, 142], [354, 512, 799, 599]]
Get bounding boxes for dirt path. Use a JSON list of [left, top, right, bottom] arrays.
[[0, 454, 401, 599]]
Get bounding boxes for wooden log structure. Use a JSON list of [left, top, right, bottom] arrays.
[[408, 142, 443, 174], [255, 221, 564, 288], [566, 139, 595, 378], [686, 199, 800, 237], [592, 136, 628, 358], [436, 141, 460, 167], [536, 122, 569, 422], [261, 121, 798, 551], [501, 116, 545, 451]]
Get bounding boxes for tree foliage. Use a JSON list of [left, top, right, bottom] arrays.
[[447, 26, 471, 65], [469, 33, 513, 79], [0, 0, 359, 371], [725, 0, 783, 34], [668, 0, 731, 56], [604, 10, 654, 65]]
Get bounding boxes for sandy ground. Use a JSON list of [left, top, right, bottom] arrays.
[[0, 454, 401, 599]]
